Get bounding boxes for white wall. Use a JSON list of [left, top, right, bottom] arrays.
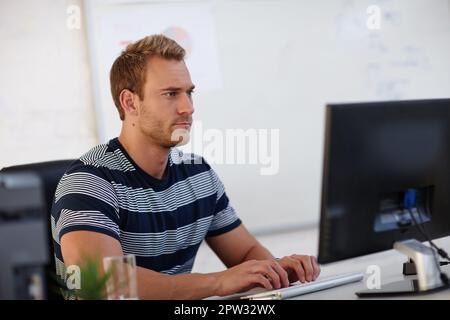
[[0, 0, 98, 168], [84, 0, 450, 232], [2, 0, 450, 233]]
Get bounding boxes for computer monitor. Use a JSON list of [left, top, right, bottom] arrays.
[[317, 98, 450, 296], [0, 172, 50, 299]]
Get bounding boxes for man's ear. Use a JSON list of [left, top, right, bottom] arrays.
[[119, 89, 139, 117]]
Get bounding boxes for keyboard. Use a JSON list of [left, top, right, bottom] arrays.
[[240, 272, 364, 300]]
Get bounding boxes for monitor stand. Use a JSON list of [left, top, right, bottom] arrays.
[[356, 239, 447, 297]]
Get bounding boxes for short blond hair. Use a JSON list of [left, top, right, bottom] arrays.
[[110, 34, 186, 120]]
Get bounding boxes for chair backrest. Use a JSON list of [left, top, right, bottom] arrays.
[[1, 160, 75, 299], [1, 160, 75, 214]]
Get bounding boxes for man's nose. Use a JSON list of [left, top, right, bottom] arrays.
[[177, 93, 194, 115]]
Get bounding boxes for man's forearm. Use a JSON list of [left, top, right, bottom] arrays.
[[137, 266, 221, 299], [242, 243, 274, 262]]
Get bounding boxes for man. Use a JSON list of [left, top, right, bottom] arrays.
[[51, 34, 320, 299]]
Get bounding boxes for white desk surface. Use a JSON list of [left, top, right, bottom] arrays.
[[290, 236, 450, 300], [203, 235, 450, 300]]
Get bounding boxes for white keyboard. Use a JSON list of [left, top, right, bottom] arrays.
[[240, 272, 364, 300]]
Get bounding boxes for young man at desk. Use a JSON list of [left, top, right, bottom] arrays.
[[51, 34, 320, 299]]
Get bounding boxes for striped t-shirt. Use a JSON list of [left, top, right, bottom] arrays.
[[51, 138, 241, 278]]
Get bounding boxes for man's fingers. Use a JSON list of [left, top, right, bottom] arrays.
[[261, 262, 282, 289], [298, 255, 314, 282], [271, 260, 290, 288], [243, 256, 318, 291], [311, 256, 321, 280], [288, 257, 306, 283], [250, 261, 282, 289], [249, 274, 273, 290]]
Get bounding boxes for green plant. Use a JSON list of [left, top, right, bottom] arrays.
[[54, 256, 112, 300]]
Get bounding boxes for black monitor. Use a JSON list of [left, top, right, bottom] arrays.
[[318, 98, 450, 296], [0, 172, 50, 299]]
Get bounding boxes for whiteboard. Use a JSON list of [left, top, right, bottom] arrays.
[[84, 0, 450, 232]]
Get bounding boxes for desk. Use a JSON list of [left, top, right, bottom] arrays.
[[291, 236, 450, 300], [207, 236, 450, 300]]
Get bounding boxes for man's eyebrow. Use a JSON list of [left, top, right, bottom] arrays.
[[160, 85, 196, 92]]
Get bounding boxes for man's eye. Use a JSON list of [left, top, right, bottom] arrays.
[[165, 92, 177, 97], [187, 90, 195, 97]]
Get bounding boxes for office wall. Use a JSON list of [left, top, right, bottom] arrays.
[[0, 0, 98, 168], [1, 0, 450, 233], [84, 0, 450, 232]]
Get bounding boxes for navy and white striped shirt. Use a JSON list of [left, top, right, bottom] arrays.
[[51, 138, 241, 278]]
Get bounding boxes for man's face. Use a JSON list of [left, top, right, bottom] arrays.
[[136, 56, 195, 148]]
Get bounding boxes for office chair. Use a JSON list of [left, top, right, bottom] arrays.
[[1, 160, 75, 299]]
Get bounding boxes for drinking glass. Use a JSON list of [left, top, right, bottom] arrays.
[[103, 254, 138, 300]]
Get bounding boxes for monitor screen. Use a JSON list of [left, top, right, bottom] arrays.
[[318, 98, 450, 264]]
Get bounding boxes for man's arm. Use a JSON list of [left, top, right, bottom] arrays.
[[206, 224, 289, 288], [206, 224, 274, 266], [206, 224, 321, 284], [61, 231, 284, 299]]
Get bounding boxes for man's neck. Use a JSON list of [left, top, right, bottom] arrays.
[[118, 128, 169, 180]]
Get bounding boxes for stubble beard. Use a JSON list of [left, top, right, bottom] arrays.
[[141, 120, 190, 149]]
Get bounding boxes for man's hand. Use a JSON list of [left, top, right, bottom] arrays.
[[277, 254, 321, 284], [214, 259, 290, 296]]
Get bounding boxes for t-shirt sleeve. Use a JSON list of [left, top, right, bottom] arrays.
[[206, 167, 242, 237], [51, 167, 121, 243]]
